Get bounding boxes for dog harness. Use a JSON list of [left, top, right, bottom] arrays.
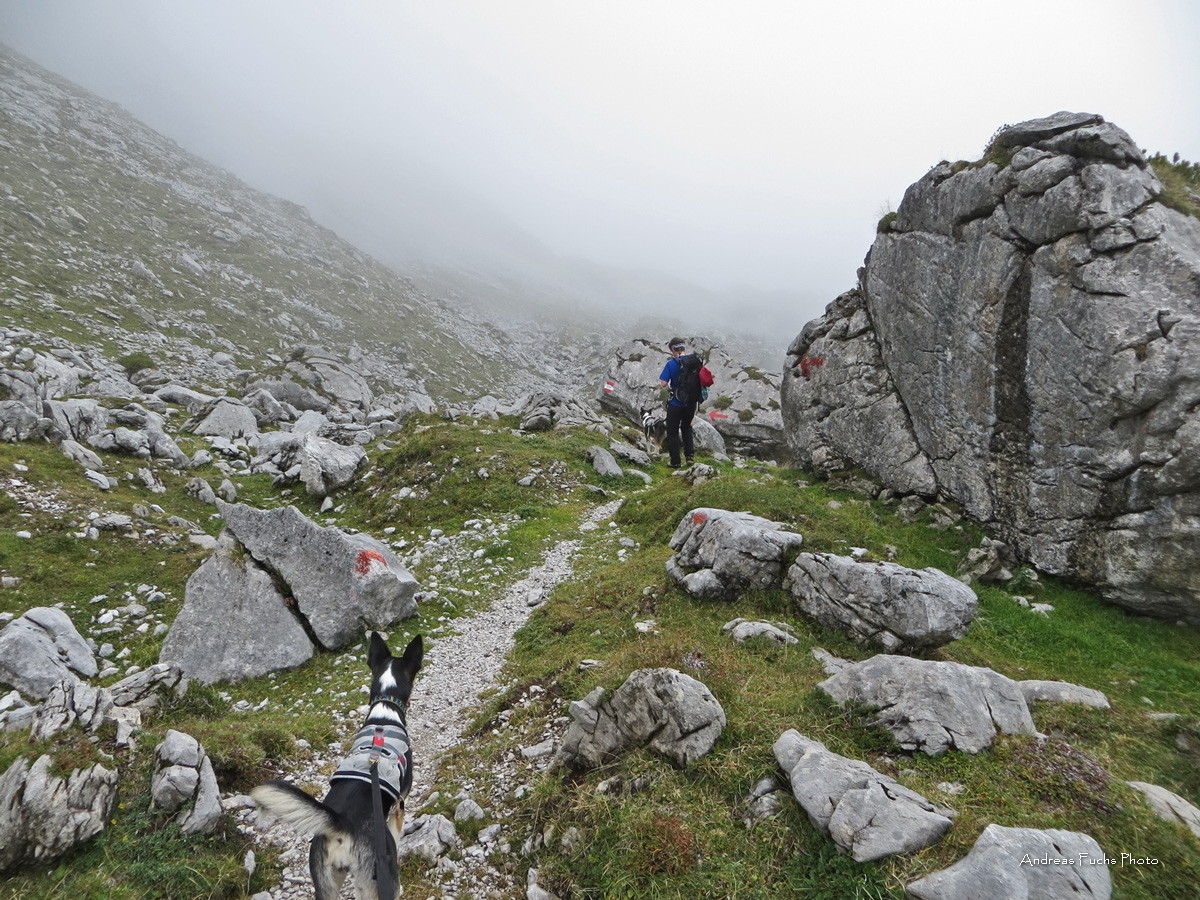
[[331, 722, 410, 801]]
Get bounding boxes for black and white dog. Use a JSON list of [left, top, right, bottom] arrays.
[[641, 407, 667, 450], [252, 632, 423, 900]]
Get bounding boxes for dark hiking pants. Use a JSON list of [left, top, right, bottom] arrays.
[[665, 402, 697, 466]]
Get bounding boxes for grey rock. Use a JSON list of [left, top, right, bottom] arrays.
[[0, 400, 53, 442], [215, 501, 418, 650], [185, 476, 218, 505], [722, 618, 798, 645], [185, 397, 259, 440], [454, 798, 485, 822], [774, 730, 952, 862], [44, 398, 107, 443], [0, 755, 118, 874], [667, 508, 804, 600], [396, 813, 458, 862], [818, 655, 1035, 755], [243, 378, 328, 412], [0, 607, 97, 700], [297, 432, 366, 498], [59, 439, 104, 471], [154, 383, 216, 412], [1125, 781, 1200, 840], [1019, 679, 1110, 709], [31, 679, 114, 740], [783, 114, 1200, 622], [159, 533, 314, 683], [108, 662, 188, 711], [906, 823, 1111, 900], [151, 730, 222, 834], [785, 553, 978, 652], [585, 445, 623, 477], [552, 668, 726, 771]]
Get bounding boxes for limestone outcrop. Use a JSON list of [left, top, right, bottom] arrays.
[[782, 112, 1200, 622]]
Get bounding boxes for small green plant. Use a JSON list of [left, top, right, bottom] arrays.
[[877, 210, 898, 233], [738, 408, 753, 422], [1149, 153, 1200, 219], [116, 351, 155, 376], [712, 395, 733, 410]]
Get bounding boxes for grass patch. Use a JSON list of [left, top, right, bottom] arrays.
[[1149, 153, 1200, 219]]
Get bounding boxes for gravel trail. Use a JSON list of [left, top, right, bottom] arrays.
[[244, 498, 623, 899]]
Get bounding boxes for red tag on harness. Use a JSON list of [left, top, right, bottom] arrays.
[[372, 728, 385, 748]]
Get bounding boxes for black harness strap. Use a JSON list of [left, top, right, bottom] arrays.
[[368, 727, 395, 899]]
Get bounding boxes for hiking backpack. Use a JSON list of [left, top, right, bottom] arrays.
[[675, 353, 713, 404]]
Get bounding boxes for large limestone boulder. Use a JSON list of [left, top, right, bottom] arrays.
[[818, 655, 1035, 755], [784, 554, 978, 652], [782, 112, 1200, 622], [774, 730, 952, 862], [667, 508, 804, 600], [906, 823, 1111, 900], [0, 608, 97, 700], [552, 668, 726, 771], [215, 501, 418, 649], [160, 533, 315, 683], [0, 755, 118, 874]]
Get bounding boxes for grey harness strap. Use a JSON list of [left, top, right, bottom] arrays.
[[331, 723, 410, 801]]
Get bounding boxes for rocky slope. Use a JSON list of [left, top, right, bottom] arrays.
[[783, 112, 1200, 623]]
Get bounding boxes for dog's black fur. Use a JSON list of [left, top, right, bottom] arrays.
[[641, 407, 667, 450], [251, 633, 423, 900]]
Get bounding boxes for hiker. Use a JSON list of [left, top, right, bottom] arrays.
[[658, 337, 698, 468]]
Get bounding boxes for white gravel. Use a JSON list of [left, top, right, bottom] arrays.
[[243, 498, 623, 899]]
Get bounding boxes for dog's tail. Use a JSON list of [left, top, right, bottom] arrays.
[[251, 780, 347, 837]]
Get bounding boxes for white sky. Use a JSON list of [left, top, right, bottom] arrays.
[[2, 0, 1198, 322]]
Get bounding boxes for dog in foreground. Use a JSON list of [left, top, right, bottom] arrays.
[[252, 632, 423, 900]]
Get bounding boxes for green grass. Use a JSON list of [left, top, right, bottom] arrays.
[[1149, 154, 1200, 220], [2, 420, 1198, 899]]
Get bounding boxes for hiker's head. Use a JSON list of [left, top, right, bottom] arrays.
[[668, 338, 686, 356]]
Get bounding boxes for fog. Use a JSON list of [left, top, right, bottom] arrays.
[[2, 0, 1199, 333]]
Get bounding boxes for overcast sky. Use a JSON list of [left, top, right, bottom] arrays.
[[2, 0, 1199, 324]]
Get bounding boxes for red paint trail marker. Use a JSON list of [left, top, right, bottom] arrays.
[[603, 380, 616, 393], [355, 549, 389, 577]]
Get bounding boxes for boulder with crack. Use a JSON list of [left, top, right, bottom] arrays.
[[161, 502, 418, 682], [159, 532, 314, 683], [552, 668, 726, 771], [667, 508, 804, 600], [818, 655, 1035, 755], [0, 755, 118, 874], [774, 730, 953, 862], [785, 553, 978, 652], [782, 112, 1200, 622], [150, 730, 222, 835]]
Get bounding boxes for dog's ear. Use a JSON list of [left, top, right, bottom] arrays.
[[367, 630, 392, 671], [396, 635, 424, 683]]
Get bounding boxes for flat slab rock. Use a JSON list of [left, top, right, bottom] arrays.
[[906, 823, 1111, 900], [818, 654, 1035, 755], [785, 552, 978, 652], [774, 730, 952, 862]]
